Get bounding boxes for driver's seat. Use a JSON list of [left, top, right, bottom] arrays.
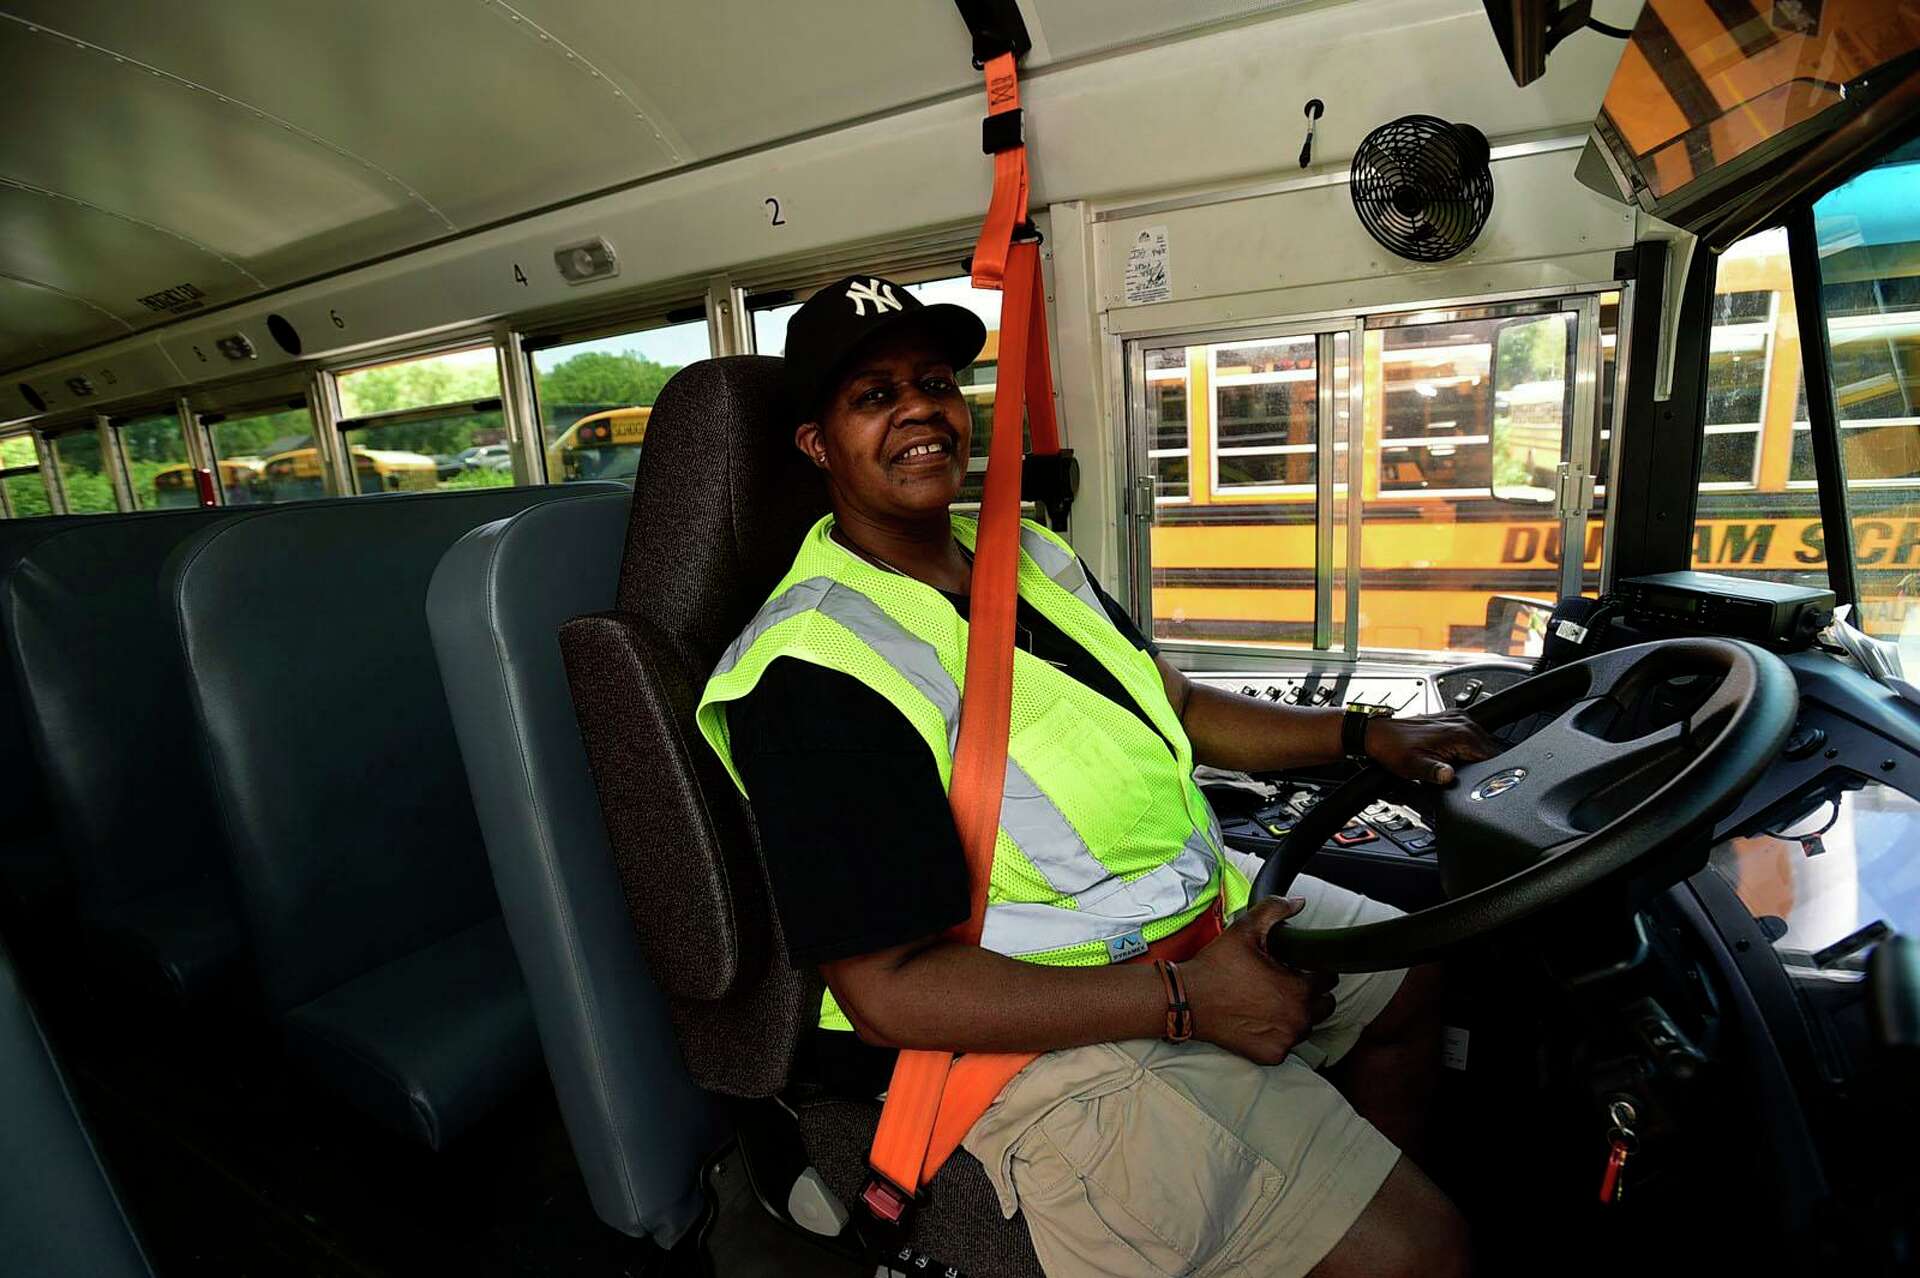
[[560, 356, 1043, 1274]]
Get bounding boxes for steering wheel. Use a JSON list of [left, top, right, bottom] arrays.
[[1250, 638, 1799, 972]]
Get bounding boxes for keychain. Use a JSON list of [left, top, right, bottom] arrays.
[[1599, 1098, 1638, 1204]]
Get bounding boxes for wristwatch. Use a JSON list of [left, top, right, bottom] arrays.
[[1341, 703, 1394, 763]]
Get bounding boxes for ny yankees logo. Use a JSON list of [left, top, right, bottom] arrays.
[[845, 278, 903, 317]]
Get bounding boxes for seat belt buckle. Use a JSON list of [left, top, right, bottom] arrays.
[[981, 107, 1023, 154], [860, 1170, 924, 1227]]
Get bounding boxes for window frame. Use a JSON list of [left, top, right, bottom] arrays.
[[40, 417, 120, 515], [326, 339, 510, 495], [1696, 290, 1777, 492], [194, 393, 325, 506], [1122, 285, 1618, 665], [1786, 308, 1920, 491], [1143, 356, 1193, 506], [1365, 302, 1582, 504], [0, 428, 54, 518], [1786, 203, 1859, 608], [109, 403, 194, 511], [1125, 314, 1364, 655], [1207, 334, 1321, 499], [522, 300, 716, 485]]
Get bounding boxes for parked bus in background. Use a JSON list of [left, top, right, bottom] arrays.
[[1126, 223, 1920, 659], [153, 459, 266, 509], [545, 407, 651, 484], [152, 447, 437, 508]]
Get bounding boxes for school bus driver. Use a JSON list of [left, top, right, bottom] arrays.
[[695, 277, 1501, 1278]]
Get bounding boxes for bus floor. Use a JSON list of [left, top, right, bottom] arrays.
[[10, 934, 849, 1278]]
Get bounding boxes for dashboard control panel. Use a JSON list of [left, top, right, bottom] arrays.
[[1190, 672, 1435, 715], [1211, 779, 1438, 861]]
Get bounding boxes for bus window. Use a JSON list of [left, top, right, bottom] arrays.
[[117, 410, 195, 510], [531, 315, 711, 485], [1701, 275, 1777, 488], [752, 274, 1006, 501], [1145, 348, 1191, 501], [206, 404, 317, 504], [336, 347, 502, 493], [1691, 228, 1827, 591], [47, 426, 116, 514], [0, 434, 50, 518], [1810, 141, 1920, 646], [1132, 296, 1609, 658], [1360, 306, 1581, 655], [1213, 338, 1318, 492], [750, 298, 802, 357], [1588, 292, 1622, 597], [1133, 327, 1348, 651]]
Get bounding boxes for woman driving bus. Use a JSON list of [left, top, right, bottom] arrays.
[[695, 276, 1500, 1277]]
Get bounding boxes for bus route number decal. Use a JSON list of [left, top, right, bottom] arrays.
[[765, 197, 786, 227]]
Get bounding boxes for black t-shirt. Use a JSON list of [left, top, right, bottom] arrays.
[[728, 562, 1157, 1096]]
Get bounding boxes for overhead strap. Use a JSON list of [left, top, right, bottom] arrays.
[[863, 49, 1061, 1224], [970, 52, 1029, 293]]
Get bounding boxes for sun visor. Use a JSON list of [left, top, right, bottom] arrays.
[[1575, 1, 1920, 244]]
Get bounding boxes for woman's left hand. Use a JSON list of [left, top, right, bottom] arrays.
[[1363, 712, 1505, 785]]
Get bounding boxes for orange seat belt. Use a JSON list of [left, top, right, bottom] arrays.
[[861, 51, 1059, 1224]]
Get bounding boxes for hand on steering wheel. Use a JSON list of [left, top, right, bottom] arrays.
[[1181, 897, 1337, 1065], [1363, 711, 1506, 786], [1252, 638, 1799, 973]]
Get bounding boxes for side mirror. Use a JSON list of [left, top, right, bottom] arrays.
[[1483, 593, 1554, 659], [1489, 314, 1572, 505]]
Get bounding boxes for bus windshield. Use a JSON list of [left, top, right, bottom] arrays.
[[1810, 140, 1920, 656]]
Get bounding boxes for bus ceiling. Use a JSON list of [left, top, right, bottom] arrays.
[[0, 0, 1301, 387], [2, 0, 1628, 412], [0, 0, 1914, 427]]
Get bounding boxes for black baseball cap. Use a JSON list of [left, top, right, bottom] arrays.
[[783, 274, 988, 419]]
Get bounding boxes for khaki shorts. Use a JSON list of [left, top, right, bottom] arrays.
[[963, 873, 1406, 1278]]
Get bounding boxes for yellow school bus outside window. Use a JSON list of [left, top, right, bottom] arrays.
[[150, 446, 436, 506], [547, 407, 652, 484], [1692, 227, 1920, 640], [1144, 302, 1597, 658]]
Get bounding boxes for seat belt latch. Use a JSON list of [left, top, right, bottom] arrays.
[[860, 1171, 921, 1227], [981, 107, 1023, 154]]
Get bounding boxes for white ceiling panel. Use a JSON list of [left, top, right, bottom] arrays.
[[0, 275, 131, 369], [513, 0, 986, 162], [0, 0, 1477, 374], [1024, 0, 1310, 60], [0, 34, 440, 272], [0, 184, 260, 322], [0, 2, 682, 226]]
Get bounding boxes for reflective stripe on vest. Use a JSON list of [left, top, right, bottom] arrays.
[[697, 515, 1252, 1024]]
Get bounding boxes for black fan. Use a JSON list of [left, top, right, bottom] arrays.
[[1349, 116, 1494, 262]]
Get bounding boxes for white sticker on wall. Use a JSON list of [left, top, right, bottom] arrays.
[[1123, 226, 1172, 305], [1441, 1025, 1470, 1071]]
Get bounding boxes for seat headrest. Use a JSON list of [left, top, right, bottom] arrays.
[[615, 356, 829, 646]]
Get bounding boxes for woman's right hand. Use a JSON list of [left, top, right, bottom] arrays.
[[1180, 896, 1337, 1065]]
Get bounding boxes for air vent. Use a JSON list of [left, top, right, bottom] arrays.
[[18, 383, 45, 413], [266, 313, 302, 356]]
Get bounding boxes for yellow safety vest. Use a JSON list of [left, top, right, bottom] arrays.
[[697, 514, 1251, 1030]]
